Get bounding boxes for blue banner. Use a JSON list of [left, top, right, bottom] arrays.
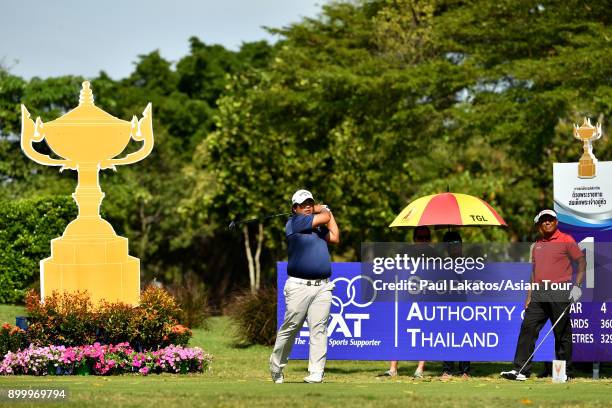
[[277, 262, 612, 361]]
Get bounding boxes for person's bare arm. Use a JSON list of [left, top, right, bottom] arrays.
[[526, 243, 535, 309], [313, 204, 339, 244], [325, 210, 340, 245], [312, 204, 331, 227], [525, 264, 534, 309], [575, 256, 586, 286]]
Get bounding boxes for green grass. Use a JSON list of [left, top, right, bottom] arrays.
[[0, 304, 25, 325], [1, 305, 610, 407]]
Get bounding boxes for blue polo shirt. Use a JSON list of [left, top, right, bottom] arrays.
[[286, 214, 331, 279]]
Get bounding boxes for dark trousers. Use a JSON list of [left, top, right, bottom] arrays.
[[512, 293, 572, 376], [442, 361, 470, 375]]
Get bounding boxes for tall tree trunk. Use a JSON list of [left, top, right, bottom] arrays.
[[254, 223, 264, 291], [242, 225, 256, 293]]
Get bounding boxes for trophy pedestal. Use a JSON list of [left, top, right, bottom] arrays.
[[579, 157, 596, 178], [41, 235, 140, 305]]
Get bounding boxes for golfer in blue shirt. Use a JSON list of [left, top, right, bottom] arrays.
[[269, 189, 340, 384]]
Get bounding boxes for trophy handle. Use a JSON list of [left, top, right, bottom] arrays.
[[20, 105, 77, 171], [100, 103, 154, 170]]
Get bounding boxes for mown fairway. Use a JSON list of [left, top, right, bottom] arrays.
[[1, 306, 610, 408]]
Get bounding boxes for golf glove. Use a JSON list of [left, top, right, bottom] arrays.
[[569, 285, 582, 303]]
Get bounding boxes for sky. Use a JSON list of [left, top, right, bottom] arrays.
[[0, 0, 324, 80]]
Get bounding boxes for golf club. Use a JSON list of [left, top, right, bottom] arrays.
[[517, 302, 572, 376], [228, 212, 291, 230]]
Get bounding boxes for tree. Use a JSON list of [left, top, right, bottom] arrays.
[[0, 196, 76, 302], [199, 0, 612, 290]]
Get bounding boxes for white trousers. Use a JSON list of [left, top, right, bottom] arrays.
[[270, 279, 334, 374]]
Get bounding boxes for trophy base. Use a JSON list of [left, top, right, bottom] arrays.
[[578, 161, 596, 179], [40, 235, 140, 305]]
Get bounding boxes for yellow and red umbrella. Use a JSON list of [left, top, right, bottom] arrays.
[[389, 192, 507, 227]]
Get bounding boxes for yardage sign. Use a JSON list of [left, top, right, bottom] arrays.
[[554, 160, 612, 360]]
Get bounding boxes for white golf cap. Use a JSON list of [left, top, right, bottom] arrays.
[[291, 189, 314, 205], [534, 209, 557, 224]]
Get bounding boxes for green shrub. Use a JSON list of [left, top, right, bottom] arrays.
[[166, 324, 192, 347], [25, 290, 97, 346], [135, 286, 183, 350], [227, 288, 277, 346], [0, 196, 77, 303], [166, 272, 210, 329], [98, 301, 138, 346], [0, 323, 28, 357], [24, 287, 192, 350]]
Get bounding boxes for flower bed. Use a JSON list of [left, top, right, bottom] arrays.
[[0, 343, 212, 376]]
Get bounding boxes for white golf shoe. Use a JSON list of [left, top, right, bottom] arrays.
[[500, 369, 527, 381], [270, 370, 284, 384], [304, 372, 324, 383]]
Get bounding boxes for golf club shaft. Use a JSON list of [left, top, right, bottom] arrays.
[[229, 212, 291, 229], [518, 302, 572, 375]]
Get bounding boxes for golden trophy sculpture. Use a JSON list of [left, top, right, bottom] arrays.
[[573, 117, 602, 179], [21, 81, 153, 305]]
